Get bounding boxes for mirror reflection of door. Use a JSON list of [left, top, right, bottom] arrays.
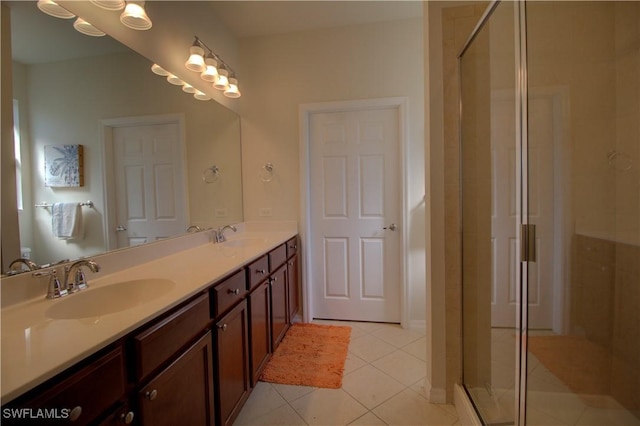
[[111, 120, 188, 248]]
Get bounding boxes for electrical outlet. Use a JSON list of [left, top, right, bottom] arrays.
[[215, 208, 228, 218], [259, 208, 272, 217]]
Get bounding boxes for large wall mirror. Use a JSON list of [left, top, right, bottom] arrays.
[[4, 1, 243, 272]]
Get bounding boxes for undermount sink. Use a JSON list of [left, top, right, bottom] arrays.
[[221, 238, 266, 248], [45, 279, 176, 320]]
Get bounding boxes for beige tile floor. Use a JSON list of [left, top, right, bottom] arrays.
[[233, 320, 460, 426]]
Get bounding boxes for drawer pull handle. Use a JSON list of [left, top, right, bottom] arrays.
[[227, 288, 241, 295], [121, 411, 135, 424], [145, 389, 158, 401], [69, 406, 82, 422], [218, 323, 228, 331], [289, 245, 297, 250], [256, 269, 266, 274]]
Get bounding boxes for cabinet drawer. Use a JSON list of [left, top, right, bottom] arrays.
[[16, 347, 126, 426], [133, 293, 210, 381], [268, 244, 287, 271], [212, 269, 247, 318], [286, 236, 298, 258], [246, 255, 269, 291]]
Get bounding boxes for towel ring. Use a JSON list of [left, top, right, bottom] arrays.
[[260, 163, 274, 182], [202, 165, 220, 183]]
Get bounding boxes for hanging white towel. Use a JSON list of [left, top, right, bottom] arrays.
[[52, 203, 83, 240]]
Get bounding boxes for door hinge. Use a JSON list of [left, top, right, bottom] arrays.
[[521, 224, 537, 262]]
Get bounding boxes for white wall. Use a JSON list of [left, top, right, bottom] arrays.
[[239, 18, 427, 323]]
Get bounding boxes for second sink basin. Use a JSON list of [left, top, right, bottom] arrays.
[[45, 279, 176, 320], [221, 238, 266, 248]]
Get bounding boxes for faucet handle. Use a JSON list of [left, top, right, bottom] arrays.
[[33, 270, 67, 299]]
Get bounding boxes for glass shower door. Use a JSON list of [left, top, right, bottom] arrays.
[[459, 2, 522, 424]]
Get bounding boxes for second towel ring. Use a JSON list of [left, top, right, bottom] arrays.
[[260, 163, 274, 182], [203, 165, 220, 183]]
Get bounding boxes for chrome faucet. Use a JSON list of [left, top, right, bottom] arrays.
[[214, 225, 237, 243], [187, 225, 204, 233], [7, 258, 39, 275], [33, 269, 67, 299], [64, 259, 101, 293]]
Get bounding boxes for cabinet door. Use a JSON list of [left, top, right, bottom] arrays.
[[138, 332, 215, 426], [248, 280, 271, 386], [215, 300, 250, 426], [270, 264, 289, 350], [287, 254, 300, 320]]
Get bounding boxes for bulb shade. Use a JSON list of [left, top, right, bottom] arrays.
[[90, 0, 125, 10], [151, 64, 169, 76], [213, 68, 229, 90], [194, 91, 211, 101], [120, 1, 152, 30], [185, 45, 206, 72], [73, 18, 106, 37], [224, 78, 241, 98], [166, 74, 183, 85], [201, 56, 219, 82], [182, 83, 196, 94], [37, 0, 75, 19]]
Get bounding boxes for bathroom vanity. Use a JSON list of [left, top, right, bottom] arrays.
[[0, 229, 300, 426]]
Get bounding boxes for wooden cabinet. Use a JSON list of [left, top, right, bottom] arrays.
[[287, 254, 300, 320], [270, 264, 289, 350], [2, 346, 127, 426], [248, 280, 271, 386], [215, 300, 250, 426], [137, 332, 214, 426]]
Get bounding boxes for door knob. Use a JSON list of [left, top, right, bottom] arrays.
[[383, 223, 397, 231], [116, 225, 127, 232]]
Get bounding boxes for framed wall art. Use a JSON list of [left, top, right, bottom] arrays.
[[44, 144, 84, 187]]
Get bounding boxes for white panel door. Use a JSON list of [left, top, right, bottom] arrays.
[[492, 94, 554, 329], [113, 122, 187, 248], [310, 108, 401, 323]]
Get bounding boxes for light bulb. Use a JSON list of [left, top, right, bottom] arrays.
[[185, 44, 206, 72], [201, 56, 219, 82], [73, 18, 106, 37], [194, 91, 211, 101], [120, 0, 152, 30], [224, 77, 241, 98], [213, 67, 229, 90], [182, 83, 196, 94], [166, 74, 184, 85], [37, 0, 75, 19], [151, 64, 169, 76], [90, 0, 125, 10]]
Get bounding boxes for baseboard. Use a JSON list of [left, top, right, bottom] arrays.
[[422, 377, 447, 404], [454, 384, 483, 426], [409, 319, 426, 331]]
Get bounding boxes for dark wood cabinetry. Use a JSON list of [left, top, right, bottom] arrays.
[[248, 280, 271, 386], [214, 300, 250, 426], [137, 332, 214, 426], [2, 234, 301, 426]]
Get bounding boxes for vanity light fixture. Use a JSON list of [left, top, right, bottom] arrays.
[[73, 18, 106, 37], [37, 0, 75, 19], [120, 0, 152, 31], [185, 36, 241, 98]]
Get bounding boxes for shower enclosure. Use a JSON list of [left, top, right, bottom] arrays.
[[460, 1, 639, 425]]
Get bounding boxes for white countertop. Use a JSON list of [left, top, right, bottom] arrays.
[[0, 229, 296, 403]]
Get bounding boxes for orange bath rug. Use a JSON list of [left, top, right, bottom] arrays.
[[260, 323, 351, 389]]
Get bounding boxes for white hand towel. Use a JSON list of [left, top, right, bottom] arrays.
[[52, 202, 83, 240]]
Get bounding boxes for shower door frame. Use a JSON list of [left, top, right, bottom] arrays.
[[457, 1, 530, 425]]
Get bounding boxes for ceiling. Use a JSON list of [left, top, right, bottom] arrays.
[[8, 1, 423, 64]]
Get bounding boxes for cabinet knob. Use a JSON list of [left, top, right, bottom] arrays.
[[69, 406, 82, 422], [256, 269, 266, 275], [120, 411, 135, 424], [227, 288, 240, 295], [218, 323, 228, 331], [145, 389, 158, 401], [289, 245, 297, 250]]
